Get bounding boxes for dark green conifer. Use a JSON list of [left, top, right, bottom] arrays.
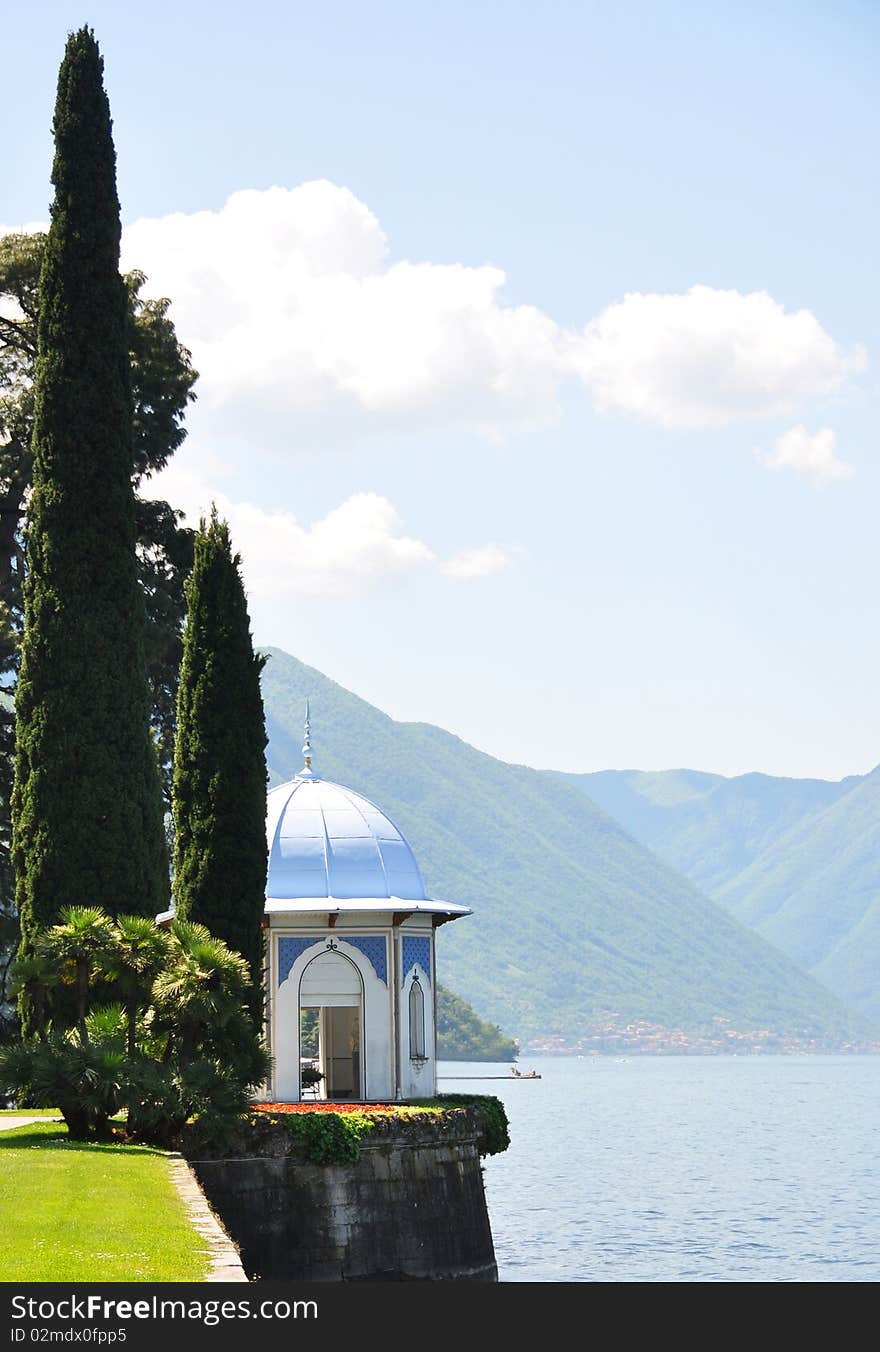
[[12, 29, 169, 989], [172, 510, 267, 1016]]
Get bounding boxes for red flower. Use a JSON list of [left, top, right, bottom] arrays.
[[252, 1102, 400, 1115]]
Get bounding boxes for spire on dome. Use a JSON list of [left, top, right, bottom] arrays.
[[298, 700, 318, 779]]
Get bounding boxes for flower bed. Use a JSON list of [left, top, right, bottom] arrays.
[[185, 1095, 509, 1166], [252, 1102, 420, 1115]]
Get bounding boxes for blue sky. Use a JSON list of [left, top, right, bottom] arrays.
[[5, 2, 879, 779]]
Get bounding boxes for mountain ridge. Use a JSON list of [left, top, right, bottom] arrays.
[[568, 765, 880, 1026], [259, 647, 867, 1048]]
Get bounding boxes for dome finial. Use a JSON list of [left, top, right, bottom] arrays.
[[299, 699, 317, 779]]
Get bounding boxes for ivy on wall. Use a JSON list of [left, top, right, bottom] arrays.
[[242, 1096, 510, 1165]]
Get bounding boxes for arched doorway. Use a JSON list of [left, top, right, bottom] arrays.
[[299, 948, 364, 1101]]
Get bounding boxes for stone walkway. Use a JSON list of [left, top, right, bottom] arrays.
[[0, 1115, 61, 1131], [1, 1115, 248, 1282], [166, 1153, 249, 1282]]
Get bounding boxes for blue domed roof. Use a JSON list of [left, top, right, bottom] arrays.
[[265, 775, 427, 902]]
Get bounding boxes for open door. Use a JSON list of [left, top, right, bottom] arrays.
[[321, 1005, 361, 1100], [299, 948, 364, 1102]]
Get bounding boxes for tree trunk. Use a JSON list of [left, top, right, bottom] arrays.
[[76, 959, 89, 1041]]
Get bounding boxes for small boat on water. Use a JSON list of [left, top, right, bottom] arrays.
[[437, 1066, 542, 1080]]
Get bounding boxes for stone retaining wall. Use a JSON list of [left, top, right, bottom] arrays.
[[188, 1112, 497, 1281]]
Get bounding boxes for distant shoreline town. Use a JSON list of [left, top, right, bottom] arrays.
[[522, 1014, 880, 1056]]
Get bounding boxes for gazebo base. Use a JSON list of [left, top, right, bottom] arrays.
[[188, 1109, 497, 1282]]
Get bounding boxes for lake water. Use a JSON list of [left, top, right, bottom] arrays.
[[438, 1055, 880, 1282]]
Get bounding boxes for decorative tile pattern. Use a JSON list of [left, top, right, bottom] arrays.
[[277, 936, 319, 986], [346, 936, 388, 985], [402, 935, 431, 987]]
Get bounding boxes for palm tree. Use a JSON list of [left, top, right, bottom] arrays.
[[8, 951, 58, 1041], [152, 918, 252, 1070], [107, 915, 170, 1057], [41, 906, 116, 1041]]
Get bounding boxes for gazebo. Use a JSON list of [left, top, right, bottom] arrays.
[[263, 711, 470, 1102]]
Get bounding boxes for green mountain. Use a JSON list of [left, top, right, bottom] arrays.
[[564, 769, 857, 896], [436, 985, 519, 1061], [566, 767, 880, 1028], [260, 648, 863, 1047]]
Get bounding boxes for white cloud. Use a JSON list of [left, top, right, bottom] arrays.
[[231, 492, 438, 597], [0, 221, 46, 238], [122, 182, 565, 433], [0, 294, 24, 323], [442, 544, 511, 579], [116, 184, 864, 438], [144, 464, 506, 596], [6, 190, 868, 497], [145, 465, 434, 596], [570, 286, 866, 429], [754, 425, 854, 485]]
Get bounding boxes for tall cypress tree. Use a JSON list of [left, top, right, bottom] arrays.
[[12, 30, 169, 985], [172, 510, 267, 1016]]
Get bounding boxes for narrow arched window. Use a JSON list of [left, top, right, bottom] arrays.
[[409, 977, 426, 1061]]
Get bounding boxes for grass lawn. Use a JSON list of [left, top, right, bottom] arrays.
[[0, 1107, 62, 1116], [0, 1123, 212, 1281]]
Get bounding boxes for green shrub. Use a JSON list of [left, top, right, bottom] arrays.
[[281, 1111, 375, 1164], [1, 909, 269, 1147], [0, 1016, 127, 1140], [433, 1094, 510, 1155]]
